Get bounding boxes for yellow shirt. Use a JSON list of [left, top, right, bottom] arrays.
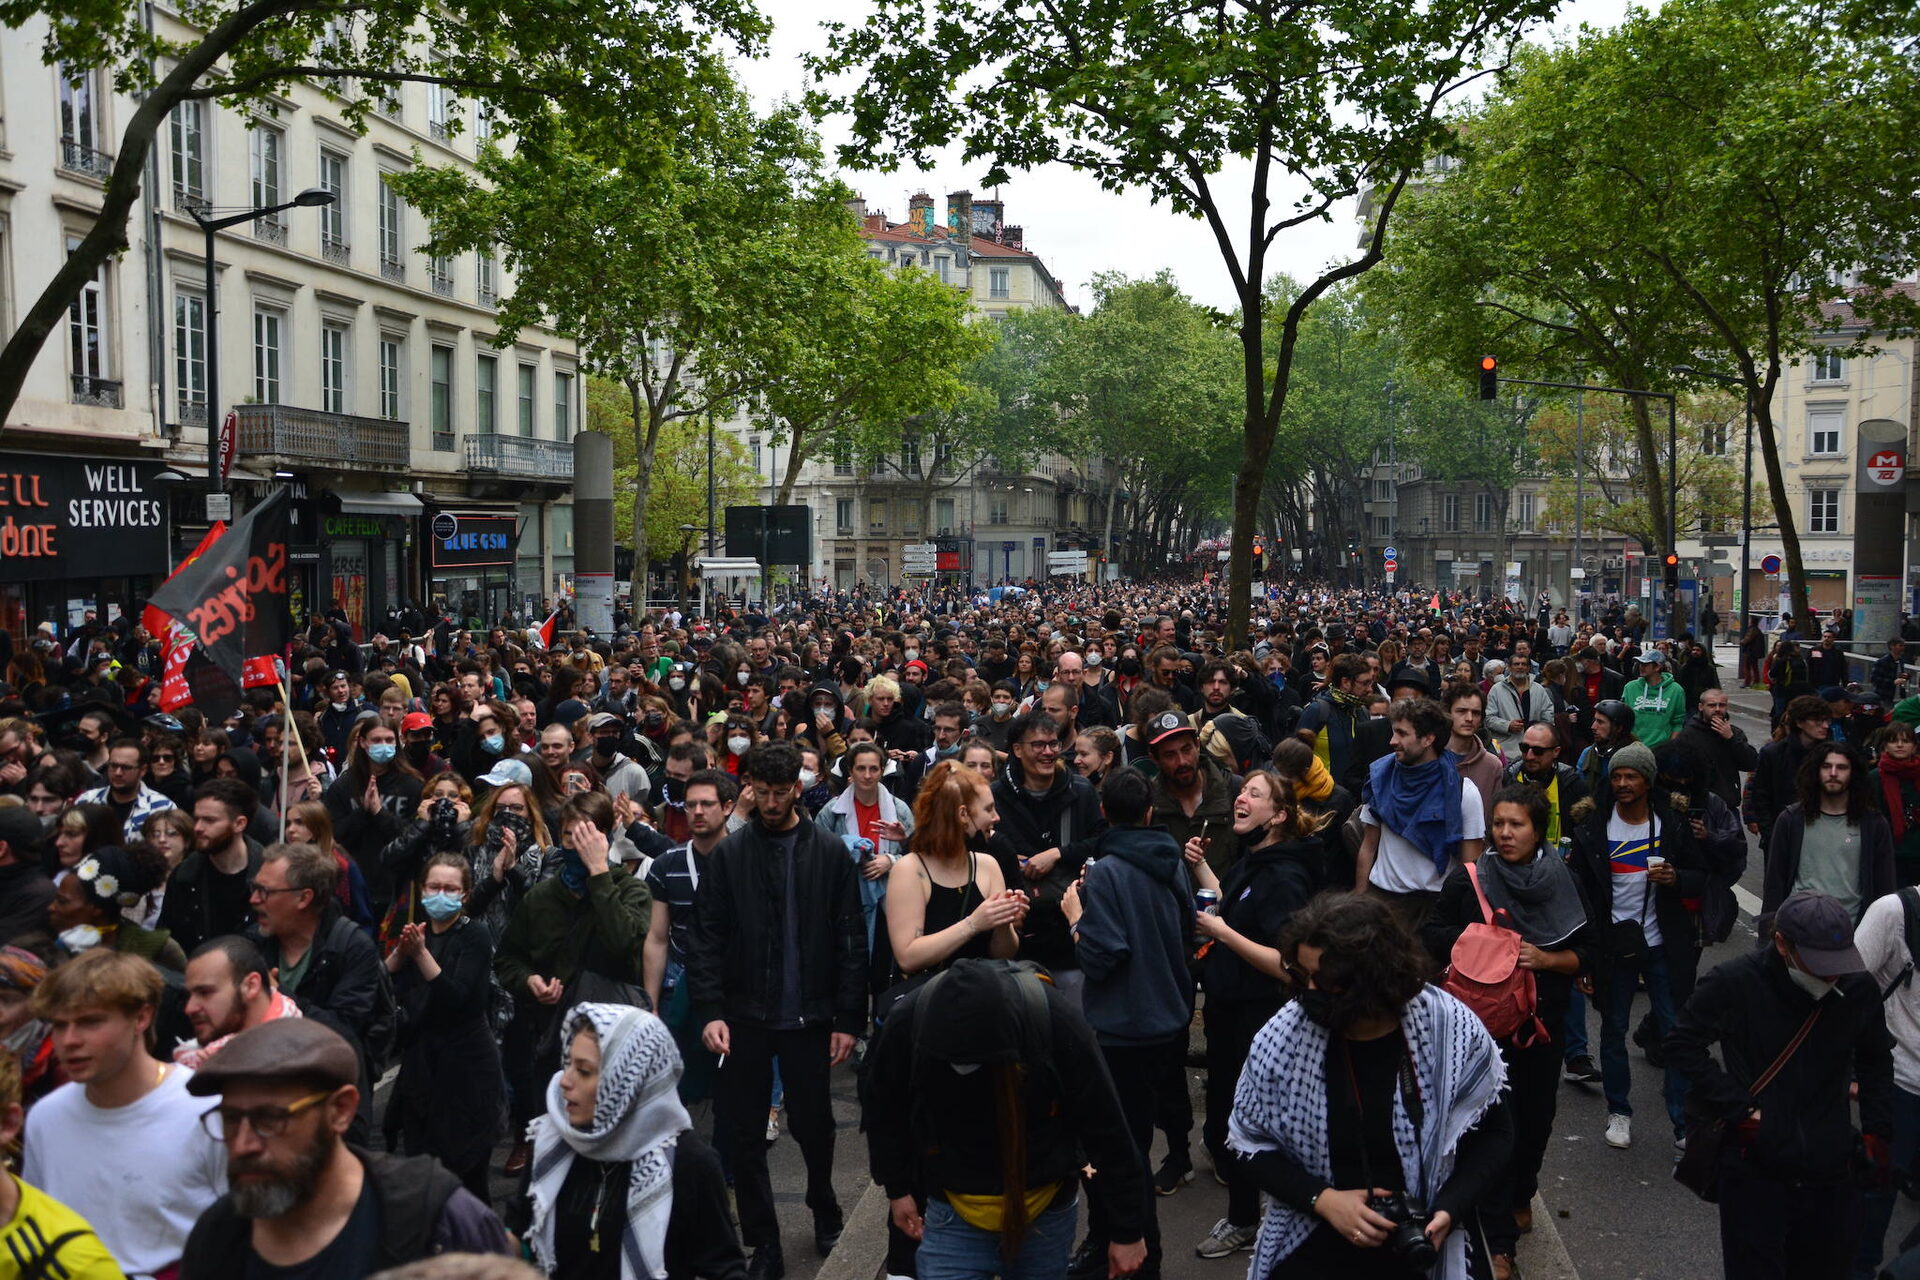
[[945, 1182, 1065, 1233], [0, 1175, 125, 1280]]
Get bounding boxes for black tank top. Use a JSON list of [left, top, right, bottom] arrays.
[[922, 853, 994, 967]]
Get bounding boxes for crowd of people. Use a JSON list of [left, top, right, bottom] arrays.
[[0, 578, 1913, 1280]]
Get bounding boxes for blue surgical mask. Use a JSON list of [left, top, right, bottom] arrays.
[[482, 734, 506, 755], [420, 891, 464, 922], [366, 743, 397, 765]]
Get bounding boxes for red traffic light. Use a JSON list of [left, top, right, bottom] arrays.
[[1663, 553, 1679, 567], [1480, 355, 1497, 372], [1478, 355, 1498, 401]]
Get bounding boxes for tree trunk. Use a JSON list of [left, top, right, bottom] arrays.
[[0, 0, 298, 427], [1751, 376, 1809, 623]]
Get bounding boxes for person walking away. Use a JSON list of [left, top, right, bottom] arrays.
[[1181, 772, 1326, 1261], [509, 1003, 746, 1280], [1565, 741, 1705, 1151], [862, 959, 1150, 1280], [179, 1018, 510, 1273], [686, 741, 867, 1280], [1059, 771, 1195, 1280], [1668, 892, 1893, 1280], [384, 852, 505, 1200], [23, 950, 226, 1279], [1226, 893, 1513, 1280], [1760, 741, 1895, 922], [1353, 697, 1487, 933], [1423, 784, 1593, 1280]]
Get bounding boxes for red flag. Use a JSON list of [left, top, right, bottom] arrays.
[[146, 523, 226, 640], [146, 490, 294, 681], [536, 610, 559, 650]]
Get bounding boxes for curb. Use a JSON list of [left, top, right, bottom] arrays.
[[1520, 1192, 1582, 1280], [815, 1177, 893, 1280]]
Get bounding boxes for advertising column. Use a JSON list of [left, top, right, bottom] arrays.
[[1854, 418, 1907, 654], [573, 432, 614, 634]]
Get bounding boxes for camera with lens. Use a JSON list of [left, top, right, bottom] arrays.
[[1366, 1192, 1438, 1271]]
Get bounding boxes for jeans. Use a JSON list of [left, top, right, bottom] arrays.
[[917, 1191, 1079, 1280], [1563, 988, 1589, 1061], [1599, 943, 1689, 1137], [1854, 1085, 1920, 1278]]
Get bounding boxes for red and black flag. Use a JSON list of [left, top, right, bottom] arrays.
[[146, 488, 294, 682]]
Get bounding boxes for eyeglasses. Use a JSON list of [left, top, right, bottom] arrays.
[[150, 753, 178, 764], [199, 1090, 333, 1142], [1023, 740, 1062, 754], [247, 881, 308, 900], [1520, 744, 1557, 755], [493, 801, 529, 814]]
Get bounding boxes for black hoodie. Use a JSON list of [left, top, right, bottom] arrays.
[[1202, 835, 1321, 1006], [987, 758, 1107, 971]]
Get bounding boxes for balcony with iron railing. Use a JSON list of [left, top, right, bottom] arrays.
[[177, 397, 208, 430], [464, 433, 573, 482], [59, 137, 113, 180], [381, 255, 406, 283], [430, 261, 455, 297], [71, 375, 123, 409], [172, 184, 210, 216], [254, 215, 287, 246], [236, 403, 410, 470], [321, 235, 350, 266]]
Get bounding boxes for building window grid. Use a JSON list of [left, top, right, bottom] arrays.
[[249, 125, 285, 242], [835, 499, 854, 535], [378, 337, 403, 420], [833, 438, 853, 476], [320, 323, 348, 414], [175, 289, 207, 424], [430, 344, 454, 450], [252, 308, 283, 404], [1808, 488, 1840, 534], [989, 267, 1010, 300], [58, 65, 112, 179], [67, 237, 117, 407], [554, 372, 573, 442], [1809, 411, 1843, 457], [1811, 350, 1846, 384], [476, 354, 497, 436], [430, 255, 455, 297], [170, 101, 206, 209], [378, 177, 405, 281], [517, 363, 535, 436], [427, 81, 452, 142], [1473, 492, 1494, 532], [318, 149, 349, 263], [901, 437, 921, 475], [1442, 493, 1460, 532], [478, 253, 497, 306]]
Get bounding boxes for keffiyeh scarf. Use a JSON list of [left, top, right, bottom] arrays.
[[527, 1003, 691, 1280], [1227, 986, 1508, 1280]]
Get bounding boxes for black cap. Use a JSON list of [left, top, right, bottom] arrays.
[[1773, 892, 1866, 977]]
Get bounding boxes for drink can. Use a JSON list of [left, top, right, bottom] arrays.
[[1195, 888, 1221, 915]]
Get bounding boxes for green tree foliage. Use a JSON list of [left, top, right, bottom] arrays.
[[1041, 273, 1240, 573], [588, 377, 756, 568], [0, 0, 763, 427], [811, 0, 1558, 644], [391, 94, 868, 570], [1372, 0, 1920, 622]]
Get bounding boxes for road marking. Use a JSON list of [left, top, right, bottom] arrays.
[[1733, 884, 1762, 919]]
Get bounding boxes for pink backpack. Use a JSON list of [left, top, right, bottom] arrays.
[[1443, 862, 1548, 1047]]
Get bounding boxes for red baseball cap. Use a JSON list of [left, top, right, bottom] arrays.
[[401, 711, 433, 733]]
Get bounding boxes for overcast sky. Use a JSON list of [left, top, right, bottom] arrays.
[[735, 0, 1637, 312]]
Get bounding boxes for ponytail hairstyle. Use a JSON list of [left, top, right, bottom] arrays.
[[910, 758, 990, 861]]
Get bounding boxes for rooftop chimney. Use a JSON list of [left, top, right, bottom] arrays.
[[947, 190, 973, 241], [907, 191, 935, 236], [1003, 224, 1024, 251], [845, 196, 867, 221]]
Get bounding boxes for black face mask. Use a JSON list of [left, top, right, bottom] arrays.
[[593, 736, 621, 756], [406, 741, 433, 765], [643, 713, 665, 732], [1297, 987, 1336, 1029]]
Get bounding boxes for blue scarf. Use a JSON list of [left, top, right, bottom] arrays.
[[1368, 749, 1466, 874]]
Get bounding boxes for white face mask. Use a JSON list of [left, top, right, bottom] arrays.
[[727, 735, 752, 756], [1086, 651, 1102, 666], [1785, 957, 1839, 1000], [799, 769, 818, 789], [904, 650, 919, 663], [736, 671, 751, 686], [669, 676, 687, 691]]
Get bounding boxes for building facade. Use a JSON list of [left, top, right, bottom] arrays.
[[2, 15, 580, 639], [720, 191, 1112, 592]]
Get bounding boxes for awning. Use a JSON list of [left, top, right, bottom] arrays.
[[337, 490, 424, 516], [166, 461, 272, 484]]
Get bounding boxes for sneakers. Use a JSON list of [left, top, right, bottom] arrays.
[[1153, 1152, 1195, 1196], [766, 1107, 781, 1143], [1195, 1219, 1258, 1259], [1605, 1113, 1632, 1148], [1563, 1055, 1602, 1085]]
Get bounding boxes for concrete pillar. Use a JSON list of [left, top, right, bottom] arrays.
[[1854, 418, 1908, 652], [573, 432, 614, 633]]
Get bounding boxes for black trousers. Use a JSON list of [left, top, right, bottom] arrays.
[[1483, 1037, 1560, 1255], [717, 1021, 840, 1251], [1717, 1158, 1858, 1280], [1203, 1000, 1280, 1229], [1084, 1038, 1183, 1262]]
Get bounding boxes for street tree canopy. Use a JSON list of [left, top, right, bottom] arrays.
[[811, 0, 1558, 644], [0, 0, 764, 429]]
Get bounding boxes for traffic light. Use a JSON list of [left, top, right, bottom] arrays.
[[1663, 552, 1680, 590], [1479, 355, 1499, 401], [1251, 538, 1266, 580]]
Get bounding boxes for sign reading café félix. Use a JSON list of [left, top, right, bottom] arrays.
[[0, 454, 170, 583]]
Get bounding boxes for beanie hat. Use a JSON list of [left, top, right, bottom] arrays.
[[1608, 740, 1658, 781]]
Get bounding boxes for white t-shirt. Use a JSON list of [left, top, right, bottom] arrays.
[[23, 1064, 227, 1278], [1606, 813, 1664, 949], [1858, 891, 1920, 1093], [1362, 777, 1488, 894]]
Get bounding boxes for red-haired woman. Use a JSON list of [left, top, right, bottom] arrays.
[[885, 759, 1028, 977]]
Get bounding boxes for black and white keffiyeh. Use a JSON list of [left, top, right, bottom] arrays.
[[1227, 985, 1507, 1280], [526, 1003, 691, 1280]]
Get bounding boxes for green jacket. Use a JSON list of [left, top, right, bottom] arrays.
[[493, 869, 651, 995], [1621, 674, 1687, 748]]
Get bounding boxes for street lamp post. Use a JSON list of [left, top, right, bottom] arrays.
[[186, 188, 336, 504], [1675, 364, 1753, 637]]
